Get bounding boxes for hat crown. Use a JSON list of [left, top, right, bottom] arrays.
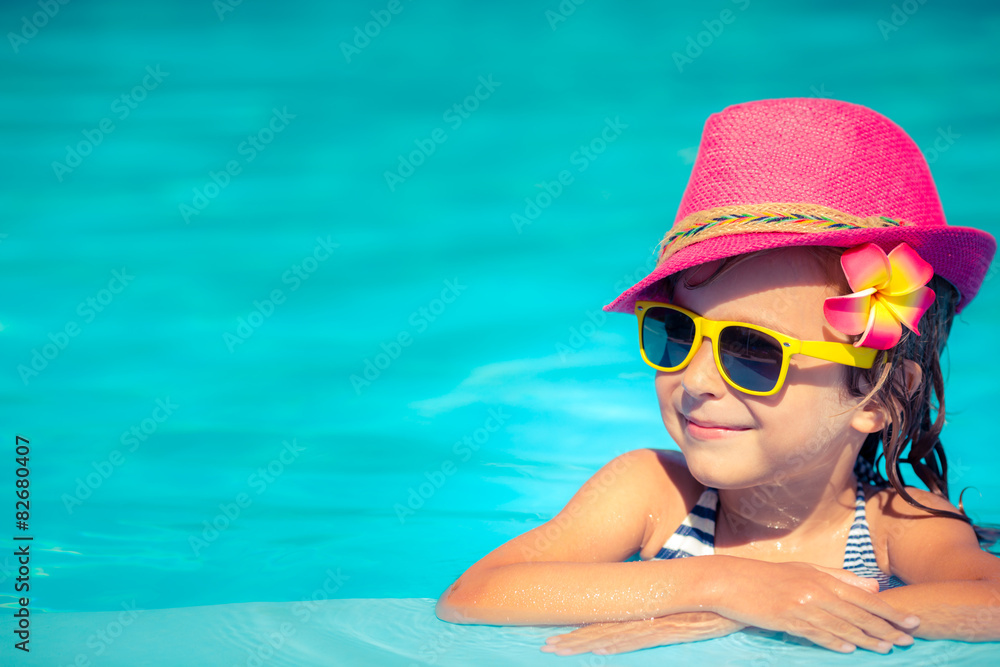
[[675, 98, 946, 228], [603, 98, 996, 315]]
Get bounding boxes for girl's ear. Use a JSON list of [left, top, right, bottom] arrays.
[[900, 359, 923, 397], [851, 397, 886, 435], [850, 359, 923, 434]]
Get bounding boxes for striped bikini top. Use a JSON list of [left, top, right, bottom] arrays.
[[651, 481, 906, 591]]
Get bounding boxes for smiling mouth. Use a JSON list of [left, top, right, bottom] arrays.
[[682, 415, 751, 438]]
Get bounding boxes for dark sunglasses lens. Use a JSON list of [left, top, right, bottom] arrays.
[[718, 326, 784, 392], [642, 307, 695, 369]]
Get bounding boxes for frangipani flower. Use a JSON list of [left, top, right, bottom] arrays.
[[823, 243, 936, 350]]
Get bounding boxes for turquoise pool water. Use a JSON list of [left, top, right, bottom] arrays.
[[2, 0, 999, 664]]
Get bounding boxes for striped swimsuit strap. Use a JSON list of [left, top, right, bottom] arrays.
[[843, 481, 906, 591], [653, 482, 907, 590], [654, 487, 718, 559]]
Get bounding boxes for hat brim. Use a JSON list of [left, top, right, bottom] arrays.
[[603, 225, 996, 314]]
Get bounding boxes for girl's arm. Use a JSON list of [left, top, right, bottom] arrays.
[[437, 449, 917, 652], [436, 448, 700, 625], [873, 487, 1000, 641]]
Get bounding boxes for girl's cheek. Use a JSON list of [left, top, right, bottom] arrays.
[[653, 371, 670, 395], [653, 376, 680, 426], [654, 374, 679, 410]]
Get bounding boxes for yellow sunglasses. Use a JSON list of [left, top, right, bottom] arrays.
[[635, 301, 876, 396]]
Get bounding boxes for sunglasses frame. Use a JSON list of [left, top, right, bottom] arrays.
[[635, 301, 877, 396]]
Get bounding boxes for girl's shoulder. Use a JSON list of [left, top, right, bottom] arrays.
[[863, 483, 966, 529], [863, 484, 990, 583], [614, 447, 704, 505], [863, 483, 959, 511], [863, 483, 964, 544], [609, 448, 706, 559]]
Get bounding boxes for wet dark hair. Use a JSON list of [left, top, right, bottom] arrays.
[[661, 246, 997, 548]]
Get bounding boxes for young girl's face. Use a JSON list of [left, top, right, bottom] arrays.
[[654, 247, 879, 491]]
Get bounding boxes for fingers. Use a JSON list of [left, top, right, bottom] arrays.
[[781, 595, 917, 654], [843, 576, 879, 594], [541, 614, 747, 656], [713, 563, 920, 655], [589, 630, 663, 656], [807, 566, 922, 636], [809, 565, 879, 593], [542, 621, 654, 656], [801, 567, 920, 633], [786, 616, 862, 654], [845, 607, 914, 647], [812, 608, 903, 654], [836, 583, 921, 632], [821, 597, 917, 651]]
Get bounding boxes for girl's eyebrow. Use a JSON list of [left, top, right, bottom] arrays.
[[731, 309, 804, 339], [744, 310, 787, 332], [695, 305, 786, 333], [673, 295, 798, 336]]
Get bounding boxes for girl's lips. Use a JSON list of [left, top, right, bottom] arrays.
[[683, 415, 751, 440]]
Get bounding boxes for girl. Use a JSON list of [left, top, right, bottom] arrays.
[[435, 98, 1000, 655]]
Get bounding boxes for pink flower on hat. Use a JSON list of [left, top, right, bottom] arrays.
[[823, 243, 936, 350]]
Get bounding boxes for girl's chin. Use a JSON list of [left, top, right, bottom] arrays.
[[676, 449, 767, 490]]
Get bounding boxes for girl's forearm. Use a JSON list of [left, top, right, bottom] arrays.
[[878, 580, 1000, 641], [437, 558, 722, 626]]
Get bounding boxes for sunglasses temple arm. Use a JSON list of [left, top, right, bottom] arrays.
[[798, 341, 877, 368]]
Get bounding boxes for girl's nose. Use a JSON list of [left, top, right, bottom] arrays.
[[681, 337, 728, 398]]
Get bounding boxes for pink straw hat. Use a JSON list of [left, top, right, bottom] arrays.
[[604, 98, 996, 314]]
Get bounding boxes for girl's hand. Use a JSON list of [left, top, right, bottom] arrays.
[[713, 560, 920, 653], [540, 612, 746, 656]]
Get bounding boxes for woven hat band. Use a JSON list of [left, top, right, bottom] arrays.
[[658, 203, 905, 265]]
